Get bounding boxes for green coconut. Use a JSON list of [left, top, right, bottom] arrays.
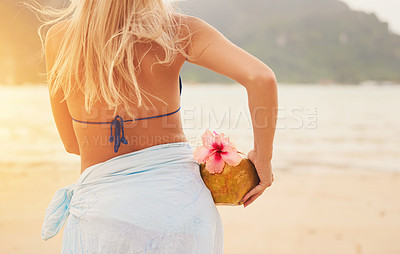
[[199, 158, 260, 206]]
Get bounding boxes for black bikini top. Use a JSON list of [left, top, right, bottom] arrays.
[[71, 76, 183, 153]]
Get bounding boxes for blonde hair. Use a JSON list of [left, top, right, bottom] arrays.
[[24, 0, 191, 119]]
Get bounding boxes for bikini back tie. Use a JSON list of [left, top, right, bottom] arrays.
[[109, 115, 128, 153], [71, 76, 183, 153]]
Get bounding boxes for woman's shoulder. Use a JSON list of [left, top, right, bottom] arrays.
[[172, 13, 211, 32], [45, 20, 71, 52], [171, 13, 222, 50], [47, 19, 71, 35]]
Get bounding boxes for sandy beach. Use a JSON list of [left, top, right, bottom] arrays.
[[1, 84, 399, 253], [1, 168, 400, 254]]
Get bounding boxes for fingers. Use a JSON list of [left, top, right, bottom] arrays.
[[247, 150, 255, 161], [243, 192, 262, 208], [240, 185, 264, 204], [240, 179, 274, 208], [241, 149, 275, 208]]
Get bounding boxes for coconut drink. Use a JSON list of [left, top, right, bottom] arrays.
[[194, 130, 260, 206]]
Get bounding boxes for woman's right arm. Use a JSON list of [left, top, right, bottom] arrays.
[[183, 15, 278, 208]]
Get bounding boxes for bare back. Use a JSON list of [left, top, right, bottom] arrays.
[[47, 21, 188, 173], [46, 13, 275, 174], [69, 49, 187, 172]]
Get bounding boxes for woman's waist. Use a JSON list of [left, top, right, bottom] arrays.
[[78, 140, 198, 183], [79, 132, 188, 173]]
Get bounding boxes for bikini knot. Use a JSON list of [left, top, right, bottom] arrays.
[[109, 115, 128, 153]]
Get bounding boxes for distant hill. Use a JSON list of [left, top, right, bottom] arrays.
[[1, 0, 399, 85], [179, 0, 400, 84]]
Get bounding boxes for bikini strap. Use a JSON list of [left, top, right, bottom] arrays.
[[70, 76, 183, 153], [179, 75, 182, 96]]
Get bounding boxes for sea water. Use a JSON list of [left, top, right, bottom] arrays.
[[0, 83, 399, 173]]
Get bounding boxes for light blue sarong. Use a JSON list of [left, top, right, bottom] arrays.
[[41, 142, 224, 253]]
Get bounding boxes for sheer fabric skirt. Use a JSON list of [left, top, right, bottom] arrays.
[[45, 142, 224, 253]]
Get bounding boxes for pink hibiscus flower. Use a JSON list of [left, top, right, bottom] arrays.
[[193, 130, 243, 174]]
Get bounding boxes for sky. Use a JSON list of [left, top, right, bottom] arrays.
[[339, 0, 400, 35]]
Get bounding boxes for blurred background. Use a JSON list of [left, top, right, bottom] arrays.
[[0, 0, 399, 253]]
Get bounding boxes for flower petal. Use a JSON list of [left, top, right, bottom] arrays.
[[193, 146, 211, 164], [221, 150, 243, 166], [213, 132, 223, 144], [205, 152, 226, 174], [220, 134, 237, 150], [201, 129, 215, 149]]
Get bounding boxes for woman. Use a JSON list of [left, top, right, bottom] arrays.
[[31, 0, 277, 253]]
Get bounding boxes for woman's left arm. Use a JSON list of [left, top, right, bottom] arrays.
[[45, 23, 80, 155], [47, 86, 80, 155]]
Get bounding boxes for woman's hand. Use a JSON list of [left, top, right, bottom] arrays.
[[240, 149, 274, 208]]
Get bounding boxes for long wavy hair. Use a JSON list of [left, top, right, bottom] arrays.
[[24, 0, 191, 119]]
